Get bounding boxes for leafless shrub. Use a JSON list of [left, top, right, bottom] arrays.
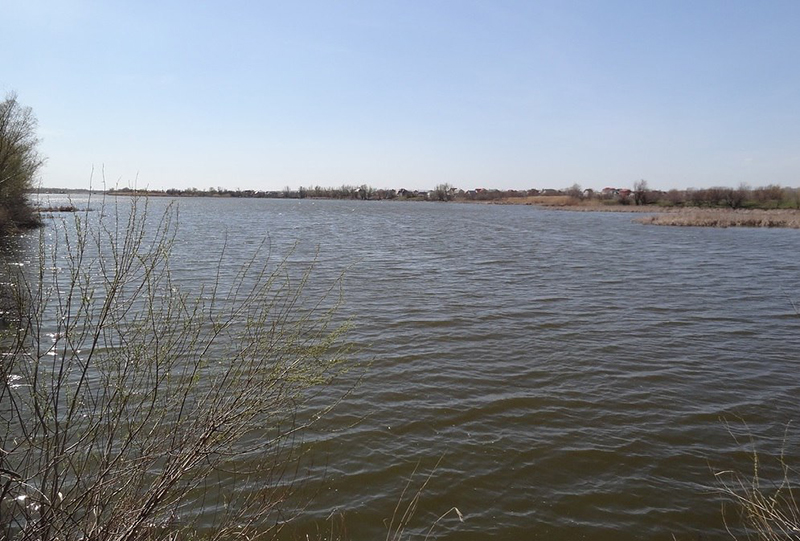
[[0, 197, 352, 541]]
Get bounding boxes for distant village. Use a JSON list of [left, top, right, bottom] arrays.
[[102, 183, 631, 202]]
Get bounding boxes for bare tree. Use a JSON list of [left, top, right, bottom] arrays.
[[633, 179, 649, 206], [753, 185, 785, 208], [722, 185, 748, 209], [566, 183, 583, 200], [433, 183, 453, 202]]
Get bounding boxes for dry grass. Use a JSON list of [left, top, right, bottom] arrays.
[[715, 426, 800, 540], [292, 458, 464, 541], [635, 208, 800, 228], [383, 459, 464, 541]]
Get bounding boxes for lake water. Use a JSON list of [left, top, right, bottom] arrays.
[[9, 194, 800, 540]]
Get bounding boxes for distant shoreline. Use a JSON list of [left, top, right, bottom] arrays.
[[31, 188, 800, 229]]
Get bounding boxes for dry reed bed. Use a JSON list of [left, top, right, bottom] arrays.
[[35, 205, 79, 213], [635, 208, 800, 228]]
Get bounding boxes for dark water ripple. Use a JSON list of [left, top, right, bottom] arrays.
[[19, 195, 800, 540]]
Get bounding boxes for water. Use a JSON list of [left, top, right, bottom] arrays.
[[9, 194, 800, 539]]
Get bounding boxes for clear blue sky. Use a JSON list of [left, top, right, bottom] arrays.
[[4, 0, 799, 191]]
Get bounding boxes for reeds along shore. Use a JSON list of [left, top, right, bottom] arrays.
[[634, 208, 800, 228]]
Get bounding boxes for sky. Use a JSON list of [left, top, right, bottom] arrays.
[[3, 0, 800, 192]]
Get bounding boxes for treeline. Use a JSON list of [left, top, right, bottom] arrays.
[[656, 184, 800, 209], [0, 93, 44, 233], [109, 183, 459, 201], [559, 181, 800, 209]]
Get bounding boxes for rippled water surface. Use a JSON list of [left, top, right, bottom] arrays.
[[14, 195, 800, 540]]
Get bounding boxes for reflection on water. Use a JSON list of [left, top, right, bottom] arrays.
[[9, 194, 800, 540], [0, 234, 29, 330]]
